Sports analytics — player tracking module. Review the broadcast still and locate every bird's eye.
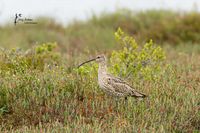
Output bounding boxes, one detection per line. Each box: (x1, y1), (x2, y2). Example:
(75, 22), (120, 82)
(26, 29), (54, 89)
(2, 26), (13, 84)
(97, 56), (100, 58)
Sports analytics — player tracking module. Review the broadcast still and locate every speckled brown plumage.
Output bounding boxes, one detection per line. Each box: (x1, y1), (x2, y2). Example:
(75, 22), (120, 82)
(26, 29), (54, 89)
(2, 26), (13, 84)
(78, 54), (147, 98)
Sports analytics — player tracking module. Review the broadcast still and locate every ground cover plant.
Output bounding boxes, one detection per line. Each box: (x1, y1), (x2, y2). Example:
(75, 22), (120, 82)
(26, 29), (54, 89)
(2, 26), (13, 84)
(0, 10), (200, 132)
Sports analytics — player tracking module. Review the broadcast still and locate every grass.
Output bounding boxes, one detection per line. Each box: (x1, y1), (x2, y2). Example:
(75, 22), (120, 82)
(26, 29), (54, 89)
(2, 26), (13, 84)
(0, 41), (199, 133)
(0, 10), (200, 132)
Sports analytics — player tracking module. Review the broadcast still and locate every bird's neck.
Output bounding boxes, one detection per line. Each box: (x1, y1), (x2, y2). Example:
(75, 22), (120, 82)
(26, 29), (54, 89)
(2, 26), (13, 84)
(98, 61), (107, 76)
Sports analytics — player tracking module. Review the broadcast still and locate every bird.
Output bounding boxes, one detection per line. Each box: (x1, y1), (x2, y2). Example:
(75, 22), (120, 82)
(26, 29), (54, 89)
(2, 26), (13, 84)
(78, 54), (147, 99)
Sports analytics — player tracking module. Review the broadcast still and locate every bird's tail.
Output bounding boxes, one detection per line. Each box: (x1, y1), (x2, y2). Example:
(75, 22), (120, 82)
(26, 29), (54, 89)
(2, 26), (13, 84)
(131, 90), (147, 98)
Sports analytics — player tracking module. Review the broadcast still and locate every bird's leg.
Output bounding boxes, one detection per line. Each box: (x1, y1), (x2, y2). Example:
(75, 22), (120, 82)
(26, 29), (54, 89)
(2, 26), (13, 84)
(125, 97), (128, 101)
(114, 97), (119, 111)
(124, 97), (128, 109)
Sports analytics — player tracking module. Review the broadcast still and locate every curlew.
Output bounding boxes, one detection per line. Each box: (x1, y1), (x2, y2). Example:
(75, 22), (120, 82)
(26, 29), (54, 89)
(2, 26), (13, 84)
(78, 55), (147, 99)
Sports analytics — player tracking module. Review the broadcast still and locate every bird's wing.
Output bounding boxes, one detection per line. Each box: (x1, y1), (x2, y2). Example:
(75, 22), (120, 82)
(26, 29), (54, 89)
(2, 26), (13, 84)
(106, 74), (127, 84)
(106, 75), (146, 98)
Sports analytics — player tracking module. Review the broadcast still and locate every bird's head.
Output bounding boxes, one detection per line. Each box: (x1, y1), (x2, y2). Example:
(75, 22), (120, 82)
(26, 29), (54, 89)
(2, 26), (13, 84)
(78, 54), (106, 68)
(95, 54), (106, 63)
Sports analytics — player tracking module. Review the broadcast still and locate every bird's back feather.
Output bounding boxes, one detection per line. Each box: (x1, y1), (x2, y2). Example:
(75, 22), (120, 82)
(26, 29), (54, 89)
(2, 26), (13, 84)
(105, 74), (147, 98)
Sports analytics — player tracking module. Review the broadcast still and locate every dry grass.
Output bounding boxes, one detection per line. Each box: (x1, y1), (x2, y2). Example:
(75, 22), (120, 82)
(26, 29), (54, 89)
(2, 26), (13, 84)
(0, 44), (199, 132)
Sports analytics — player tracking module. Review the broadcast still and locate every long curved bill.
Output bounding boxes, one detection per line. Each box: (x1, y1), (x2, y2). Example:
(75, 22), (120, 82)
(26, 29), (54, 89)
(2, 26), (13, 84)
(78, 58), (96, 68)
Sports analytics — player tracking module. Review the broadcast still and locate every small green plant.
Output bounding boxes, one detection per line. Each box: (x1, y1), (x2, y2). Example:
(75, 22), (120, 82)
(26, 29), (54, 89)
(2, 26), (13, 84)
(0, 42), (60, 75)
(75, 28), (166, 81)
(76, 63), (98, 77)
(35, 42), (57, 54)
(110, 28), (166, 81)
